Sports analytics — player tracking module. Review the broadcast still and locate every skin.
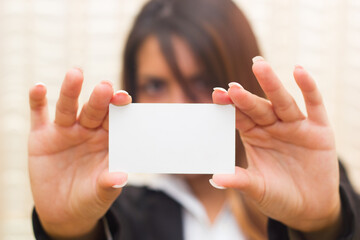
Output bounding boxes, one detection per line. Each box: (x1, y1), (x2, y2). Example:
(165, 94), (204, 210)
(28, 36), (342, 239)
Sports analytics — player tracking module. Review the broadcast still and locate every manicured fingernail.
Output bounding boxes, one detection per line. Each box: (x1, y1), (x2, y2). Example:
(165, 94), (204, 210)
(35, 82), (46, 87)
(73, 67), (83, 73)
(213, 87), (227, 93)
(228, 82), (243, 89)
(115, 90), (129, 96)
(112, 180), (128, 189)
(294, 64), (304, 70)
(101, 81), (113, 87)
(209, 179), (226, 190)
(252, 56), (265, 63)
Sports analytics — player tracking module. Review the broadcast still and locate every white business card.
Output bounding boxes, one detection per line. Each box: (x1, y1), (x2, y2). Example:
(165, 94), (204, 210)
(109, 103), (235, 174)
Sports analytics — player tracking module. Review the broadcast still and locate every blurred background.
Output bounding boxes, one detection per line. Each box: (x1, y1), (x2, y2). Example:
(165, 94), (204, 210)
(0, 0), (359, 239)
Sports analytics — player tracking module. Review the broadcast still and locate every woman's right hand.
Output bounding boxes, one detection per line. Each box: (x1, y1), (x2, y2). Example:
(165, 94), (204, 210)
(28, 68), (130, 239)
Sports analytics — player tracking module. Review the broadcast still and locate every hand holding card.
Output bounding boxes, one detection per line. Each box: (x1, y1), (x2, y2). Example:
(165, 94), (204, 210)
(28, 69), (130, 238)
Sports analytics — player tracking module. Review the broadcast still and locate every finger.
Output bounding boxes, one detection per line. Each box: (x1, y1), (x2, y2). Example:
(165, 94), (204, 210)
(211, 167), (264, 202)
(227, 82), (277, 126)
(293, 65), (329, 125)
(212, 88), (256, 132)
(102, 90), (132, 131)
(97, 170), (128, 204)
(235, 111), (257, 133)
(212, 87), (233, 104)
(29, 83), (49, 130)
(79, 81), (113, 129)
(55, 68), (84, 127)
(252, 57), (305, 122)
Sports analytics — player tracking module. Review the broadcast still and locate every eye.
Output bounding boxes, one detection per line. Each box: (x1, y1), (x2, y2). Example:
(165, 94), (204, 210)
(138, 77), (167, 96)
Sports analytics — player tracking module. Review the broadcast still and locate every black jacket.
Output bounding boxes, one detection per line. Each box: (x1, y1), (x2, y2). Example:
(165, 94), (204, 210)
(33, 163), (360, 239)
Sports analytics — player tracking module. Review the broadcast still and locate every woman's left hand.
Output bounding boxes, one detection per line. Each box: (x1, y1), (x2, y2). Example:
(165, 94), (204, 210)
(211, 57), (341, 236)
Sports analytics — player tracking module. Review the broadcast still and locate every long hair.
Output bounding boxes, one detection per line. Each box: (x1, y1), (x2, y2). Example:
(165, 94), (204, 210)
(121, 0), (267, 238)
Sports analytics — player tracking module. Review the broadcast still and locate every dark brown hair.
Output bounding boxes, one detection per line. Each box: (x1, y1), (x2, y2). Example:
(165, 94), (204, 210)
(122, 0), (265, 102)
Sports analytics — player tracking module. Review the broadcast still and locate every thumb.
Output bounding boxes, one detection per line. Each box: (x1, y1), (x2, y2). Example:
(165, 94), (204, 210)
(211, 167), (265, 203)
(96, 170), (128, 204)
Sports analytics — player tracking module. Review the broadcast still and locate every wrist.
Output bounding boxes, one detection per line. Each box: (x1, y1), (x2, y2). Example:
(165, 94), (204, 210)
(40, 218), (103, 240)
(297, 201), (342, 240)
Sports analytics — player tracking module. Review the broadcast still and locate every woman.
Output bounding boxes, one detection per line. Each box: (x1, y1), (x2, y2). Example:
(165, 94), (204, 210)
(29, 0), (360, 239)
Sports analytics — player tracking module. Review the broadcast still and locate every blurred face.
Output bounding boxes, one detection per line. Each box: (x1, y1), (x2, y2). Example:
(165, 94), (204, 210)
(136, 35), (212, 103)
(136, 35), (213, 180)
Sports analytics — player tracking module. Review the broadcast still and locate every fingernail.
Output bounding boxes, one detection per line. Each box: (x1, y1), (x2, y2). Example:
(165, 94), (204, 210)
(101, 80), (113, 86)
(35, 82), (46, 87)
(73, 67), (83, 73)
(228, 82), (243, 89)
(112, 180), (128, 189)
(294, 64), (304, 70)
(213, 87), (227, 93)
(115, 90), (129, 96)
(209, 179), (226, 190)
(252, 56), (265, 63)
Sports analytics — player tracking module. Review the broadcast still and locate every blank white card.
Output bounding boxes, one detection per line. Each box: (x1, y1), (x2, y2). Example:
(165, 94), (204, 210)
(109, 103), (235, 174)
